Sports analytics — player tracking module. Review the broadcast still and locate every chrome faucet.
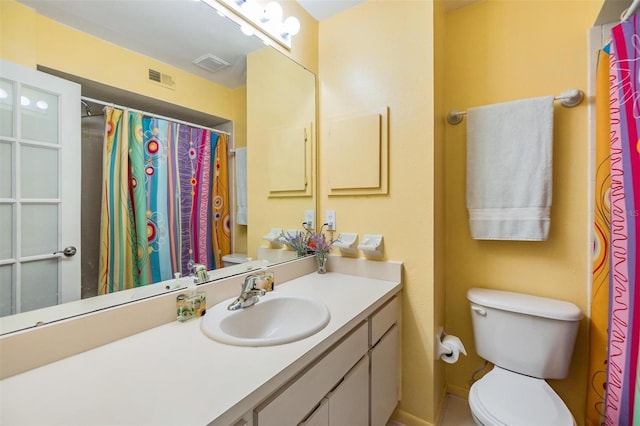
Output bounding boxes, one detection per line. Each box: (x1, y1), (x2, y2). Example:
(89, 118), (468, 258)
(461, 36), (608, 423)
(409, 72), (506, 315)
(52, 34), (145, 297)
(227, 271), (274, 311)
(192, 263), (209, 284)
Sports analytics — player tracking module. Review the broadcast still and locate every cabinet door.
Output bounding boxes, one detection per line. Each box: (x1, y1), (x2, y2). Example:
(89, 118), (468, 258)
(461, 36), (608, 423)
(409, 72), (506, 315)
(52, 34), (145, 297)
(370, 325), (398, 426)
(327, 354), (369, 425)
(299, 398), (329, 426)
(255, 322), (368, 426)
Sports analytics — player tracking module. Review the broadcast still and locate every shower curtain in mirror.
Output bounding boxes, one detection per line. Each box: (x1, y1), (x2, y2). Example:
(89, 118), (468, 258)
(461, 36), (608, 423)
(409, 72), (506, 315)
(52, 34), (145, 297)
(588, 14), (640, 426)
(98, 107), (230, 294)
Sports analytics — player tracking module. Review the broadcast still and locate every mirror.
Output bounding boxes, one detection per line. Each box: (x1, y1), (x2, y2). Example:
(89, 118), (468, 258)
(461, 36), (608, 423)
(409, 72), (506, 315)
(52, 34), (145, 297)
(0, 0), (316, 334)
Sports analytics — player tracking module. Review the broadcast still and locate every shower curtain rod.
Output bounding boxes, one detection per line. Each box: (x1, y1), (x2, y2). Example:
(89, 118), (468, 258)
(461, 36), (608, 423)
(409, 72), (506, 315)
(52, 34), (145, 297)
(81, 96), (231, 136)
(446, 89), (584, 125)
(621, 0), (640, 21)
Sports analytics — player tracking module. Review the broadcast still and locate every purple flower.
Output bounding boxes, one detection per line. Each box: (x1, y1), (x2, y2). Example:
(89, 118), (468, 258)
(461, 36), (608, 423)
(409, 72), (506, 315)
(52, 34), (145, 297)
(308, 224), (340, 255)
(279, 229), (311, 256)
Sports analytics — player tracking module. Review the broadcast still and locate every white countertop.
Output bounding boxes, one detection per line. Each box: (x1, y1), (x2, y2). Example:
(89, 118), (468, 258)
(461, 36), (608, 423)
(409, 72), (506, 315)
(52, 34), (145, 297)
(0, 272), (401, 425)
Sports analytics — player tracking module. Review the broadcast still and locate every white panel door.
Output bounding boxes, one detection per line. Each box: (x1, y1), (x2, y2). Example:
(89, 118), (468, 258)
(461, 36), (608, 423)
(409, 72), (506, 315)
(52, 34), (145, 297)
(0, 59), (81, 316)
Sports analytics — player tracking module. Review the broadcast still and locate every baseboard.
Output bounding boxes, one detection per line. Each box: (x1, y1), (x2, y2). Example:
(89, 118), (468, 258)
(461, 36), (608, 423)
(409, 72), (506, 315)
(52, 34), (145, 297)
(392, 408), (434, 426)
(434, 384), (449, 425)
(446, 383), (470, 400)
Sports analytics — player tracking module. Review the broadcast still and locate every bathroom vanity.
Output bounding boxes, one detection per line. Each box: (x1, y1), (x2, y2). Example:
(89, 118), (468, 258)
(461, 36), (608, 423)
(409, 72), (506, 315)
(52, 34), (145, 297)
(0, 258), (402, 425)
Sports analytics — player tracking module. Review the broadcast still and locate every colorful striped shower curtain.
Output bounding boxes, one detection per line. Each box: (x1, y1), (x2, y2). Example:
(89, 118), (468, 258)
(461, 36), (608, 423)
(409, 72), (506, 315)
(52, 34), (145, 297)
(588, 14), (640, 426)
(99, 108), (230, 294)
(587, 46), (612, 426)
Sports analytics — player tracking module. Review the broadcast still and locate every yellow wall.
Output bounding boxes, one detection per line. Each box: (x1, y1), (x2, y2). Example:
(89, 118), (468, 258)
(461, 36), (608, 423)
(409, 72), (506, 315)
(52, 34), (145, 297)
(433, 0), (447, 420)
(1, 0), (318, 258)
(283, 0), (319, 76)
(0, 0), (318, 125)
(246, 47), (317, 260)
(443, 1), (601, 424)
(2, 0), (609, 424)
(319, 1), (441, 424)
(1, 1), (239, 121)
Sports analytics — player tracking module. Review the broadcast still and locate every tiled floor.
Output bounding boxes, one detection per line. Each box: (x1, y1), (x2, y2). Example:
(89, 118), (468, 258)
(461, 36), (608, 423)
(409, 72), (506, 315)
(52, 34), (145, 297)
(438, 394), (476, 426)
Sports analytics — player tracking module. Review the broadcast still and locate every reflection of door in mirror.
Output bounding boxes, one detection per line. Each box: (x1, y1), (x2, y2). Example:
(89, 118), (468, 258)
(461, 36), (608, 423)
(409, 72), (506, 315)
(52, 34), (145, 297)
(0, 60), (81, 316)
(2, 60), (242, 316)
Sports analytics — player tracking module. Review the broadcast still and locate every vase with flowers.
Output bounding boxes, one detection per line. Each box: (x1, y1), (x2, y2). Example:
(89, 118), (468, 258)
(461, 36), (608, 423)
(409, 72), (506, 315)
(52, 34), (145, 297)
(279, 228), (312, 258)
(309, 225), (339, 274)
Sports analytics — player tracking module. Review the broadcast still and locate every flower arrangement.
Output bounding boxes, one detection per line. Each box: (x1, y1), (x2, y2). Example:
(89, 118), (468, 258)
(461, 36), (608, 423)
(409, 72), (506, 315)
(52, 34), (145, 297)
(308, 225), (340, 273)
(279, 228), (311, 257)
(308, 230), (338, 254)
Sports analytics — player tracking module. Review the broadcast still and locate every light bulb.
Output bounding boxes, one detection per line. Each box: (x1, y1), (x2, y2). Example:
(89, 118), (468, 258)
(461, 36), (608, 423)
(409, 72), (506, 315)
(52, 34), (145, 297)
(283, 16), (300, 36)
(0, 88), (7, 99)
(36, 100), (49, 110)
(240, 24), (254, 36)
(263, 1), (283, 22)
(20, 96), (30, 106)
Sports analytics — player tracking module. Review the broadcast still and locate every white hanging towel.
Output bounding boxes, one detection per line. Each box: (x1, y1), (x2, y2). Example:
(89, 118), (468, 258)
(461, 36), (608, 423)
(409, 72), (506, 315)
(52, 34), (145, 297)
(466, 96), (554, 241)
(234, 147), (248, 225)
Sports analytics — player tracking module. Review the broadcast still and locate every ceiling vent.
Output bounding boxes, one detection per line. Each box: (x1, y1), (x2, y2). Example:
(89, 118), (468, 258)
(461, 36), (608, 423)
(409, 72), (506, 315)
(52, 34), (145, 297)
(193, 53), (231, 73)
(148, 68), (175, 89)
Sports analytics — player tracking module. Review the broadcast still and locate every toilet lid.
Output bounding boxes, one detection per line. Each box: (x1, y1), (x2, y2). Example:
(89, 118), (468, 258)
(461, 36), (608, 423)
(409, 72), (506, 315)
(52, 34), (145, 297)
(469, 367), (575, 426)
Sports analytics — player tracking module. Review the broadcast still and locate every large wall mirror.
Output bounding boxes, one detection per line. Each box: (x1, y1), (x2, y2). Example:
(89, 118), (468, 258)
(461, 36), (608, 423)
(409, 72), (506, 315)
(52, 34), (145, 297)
(0, 0), (316, 334)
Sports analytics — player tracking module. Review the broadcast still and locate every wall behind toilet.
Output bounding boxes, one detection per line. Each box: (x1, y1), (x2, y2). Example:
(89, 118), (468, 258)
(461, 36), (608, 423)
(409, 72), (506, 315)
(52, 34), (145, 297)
(443, 1), (602, 424)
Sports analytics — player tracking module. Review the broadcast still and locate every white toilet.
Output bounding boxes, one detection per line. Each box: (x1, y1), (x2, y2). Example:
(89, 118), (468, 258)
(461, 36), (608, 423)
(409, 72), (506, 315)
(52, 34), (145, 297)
(467, 288), (583, 426)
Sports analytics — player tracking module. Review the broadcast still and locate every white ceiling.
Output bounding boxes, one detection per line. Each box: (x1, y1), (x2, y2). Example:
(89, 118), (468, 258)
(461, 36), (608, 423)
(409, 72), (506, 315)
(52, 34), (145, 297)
(17, 0), (266, 89)
(297, 0), (366, 21)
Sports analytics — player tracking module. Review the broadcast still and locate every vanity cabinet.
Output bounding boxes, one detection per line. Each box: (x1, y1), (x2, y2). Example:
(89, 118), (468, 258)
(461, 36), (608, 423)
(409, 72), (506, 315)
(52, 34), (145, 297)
(370, 297), (399, 426)
(299, 354), (369, 426)
(255, 322), (368, 425)
(326, 354), (370, 425)
(252, 296), (399, 426)
(371, 325), (399, 425)
(301, 398), (329, 426)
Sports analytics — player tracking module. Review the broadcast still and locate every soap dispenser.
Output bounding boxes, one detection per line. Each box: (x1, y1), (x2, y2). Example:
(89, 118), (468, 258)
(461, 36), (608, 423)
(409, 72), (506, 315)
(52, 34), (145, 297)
(192, 281), (207, 317)
(176, 278), (195, 322)
(176, 276), (207, 322)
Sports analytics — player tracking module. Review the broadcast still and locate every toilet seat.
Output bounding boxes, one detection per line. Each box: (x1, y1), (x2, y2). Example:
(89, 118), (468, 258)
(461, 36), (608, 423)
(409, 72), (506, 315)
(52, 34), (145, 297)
(468, 367), (576, 426)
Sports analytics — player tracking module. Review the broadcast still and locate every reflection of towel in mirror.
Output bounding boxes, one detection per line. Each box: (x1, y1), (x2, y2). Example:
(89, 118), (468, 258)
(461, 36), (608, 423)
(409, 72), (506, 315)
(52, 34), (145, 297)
(466, 96), (554, 241)
(235, 147), (248, 225)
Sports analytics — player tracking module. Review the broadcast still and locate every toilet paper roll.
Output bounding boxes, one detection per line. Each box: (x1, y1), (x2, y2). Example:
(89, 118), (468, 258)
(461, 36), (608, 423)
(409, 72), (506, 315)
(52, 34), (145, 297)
(437, 334), (467, 364)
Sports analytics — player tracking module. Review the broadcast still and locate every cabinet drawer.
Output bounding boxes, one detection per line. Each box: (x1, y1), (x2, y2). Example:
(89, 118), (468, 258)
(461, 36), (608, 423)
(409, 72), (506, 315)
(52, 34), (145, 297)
(255, 322), (368, 426)
(370, 296), (397, 346)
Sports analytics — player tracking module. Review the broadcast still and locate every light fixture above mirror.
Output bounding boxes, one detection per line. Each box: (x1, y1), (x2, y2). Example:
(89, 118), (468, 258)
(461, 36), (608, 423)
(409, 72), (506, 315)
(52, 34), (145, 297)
(203, 0), (301, 49)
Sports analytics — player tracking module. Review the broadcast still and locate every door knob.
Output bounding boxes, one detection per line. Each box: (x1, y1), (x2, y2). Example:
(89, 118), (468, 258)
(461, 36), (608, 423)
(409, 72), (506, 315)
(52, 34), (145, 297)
(53, 246), (77, 257)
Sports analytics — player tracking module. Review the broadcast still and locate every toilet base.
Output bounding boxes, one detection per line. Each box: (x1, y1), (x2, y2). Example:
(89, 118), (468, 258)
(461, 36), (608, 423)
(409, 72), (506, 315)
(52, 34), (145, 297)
(468, 367), (575, 426)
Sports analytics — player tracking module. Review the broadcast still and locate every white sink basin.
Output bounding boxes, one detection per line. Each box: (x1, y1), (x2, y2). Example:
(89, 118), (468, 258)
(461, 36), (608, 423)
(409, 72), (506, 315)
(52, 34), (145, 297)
(201, 293), (331, 346)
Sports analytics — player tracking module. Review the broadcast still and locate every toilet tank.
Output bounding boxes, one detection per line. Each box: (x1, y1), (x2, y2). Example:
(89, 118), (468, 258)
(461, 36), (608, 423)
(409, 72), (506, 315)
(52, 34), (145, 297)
(467, 288), (583, 379)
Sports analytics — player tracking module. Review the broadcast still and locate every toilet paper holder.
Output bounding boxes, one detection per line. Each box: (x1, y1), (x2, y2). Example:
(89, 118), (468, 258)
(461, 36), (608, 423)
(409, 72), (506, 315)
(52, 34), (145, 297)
(436, 327), (467, 363)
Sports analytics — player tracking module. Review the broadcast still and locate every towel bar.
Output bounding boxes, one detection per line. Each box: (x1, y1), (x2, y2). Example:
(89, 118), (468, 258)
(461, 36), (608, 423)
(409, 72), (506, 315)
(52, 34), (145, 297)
(446, 89), (584, 125)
